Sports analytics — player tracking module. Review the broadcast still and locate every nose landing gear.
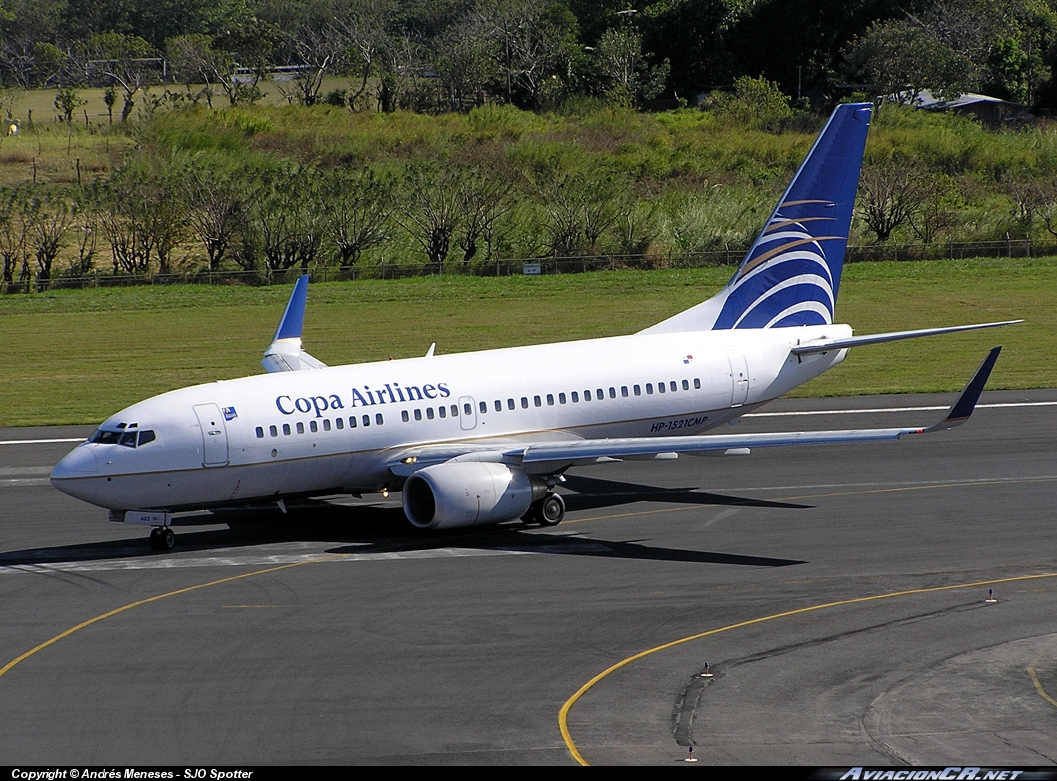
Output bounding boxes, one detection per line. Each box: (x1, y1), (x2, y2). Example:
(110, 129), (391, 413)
(149, 526), (175, 551)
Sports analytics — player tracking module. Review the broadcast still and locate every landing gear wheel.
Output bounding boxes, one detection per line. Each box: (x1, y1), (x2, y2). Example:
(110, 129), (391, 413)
(538, 493), (565, 526)
(149, 527), (175, 551)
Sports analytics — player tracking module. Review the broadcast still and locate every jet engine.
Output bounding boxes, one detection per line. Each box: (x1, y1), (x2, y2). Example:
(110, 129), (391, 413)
(402, 461), (547, 529)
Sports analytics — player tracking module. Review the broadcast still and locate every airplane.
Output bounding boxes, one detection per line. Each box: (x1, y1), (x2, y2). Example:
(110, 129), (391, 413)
(51, 103), (1017, 551)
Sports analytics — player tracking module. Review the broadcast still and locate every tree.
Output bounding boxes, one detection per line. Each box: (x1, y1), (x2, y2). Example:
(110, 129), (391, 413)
(54, 87), (85, 124)
(593, 26), (668, 107)
(278, 24), (349, 107)
(244, 166), (325, 273)
(324, 167), (393, 270)
(705, 75), (793, 130)
(844, 18), (975, 104)
(0, 187), (27, 285)
(214, 19), (284, 106)
(79, 33), (161, 122)
(182, 160), (248, 271)
(397, 165), (463, 266)
(23, 191), (76, 288)
(456, 166), (512, 264)
(857, 159), (933, 243)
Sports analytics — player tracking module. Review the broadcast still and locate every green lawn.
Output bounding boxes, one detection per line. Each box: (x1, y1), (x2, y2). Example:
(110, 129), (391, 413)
(0, 258), (1051, 427)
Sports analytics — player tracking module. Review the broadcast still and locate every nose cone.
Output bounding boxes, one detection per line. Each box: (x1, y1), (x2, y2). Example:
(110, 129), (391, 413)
(51, 445), (99, 481)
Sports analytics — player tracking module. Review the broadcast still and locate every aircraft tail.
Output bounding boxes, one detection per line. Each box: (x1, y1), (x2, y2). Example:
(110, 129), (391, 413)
(641, 103), (872, 334)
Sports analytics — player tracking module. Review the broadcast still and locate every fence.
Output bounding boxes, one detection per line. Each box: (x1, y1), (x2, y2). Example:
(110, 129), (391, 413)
(4, 238), (1055, 294)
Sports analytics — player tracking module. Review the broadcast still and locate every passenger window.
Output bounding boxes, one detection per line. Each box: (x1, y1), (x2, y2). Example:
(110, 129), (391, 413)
(323, 419), (331, 431)
(480, 401), (487, 413)
(255, 427), (264, 439)
(349, 416), (357, 428)
(414, 409), (422, 421)
(507, 398), (514, 410)
(670, 381), (677, 392)
(362, 415), (370, 427)
(269, 425), (278, 437)
(597, 388), (604, 400)
(336, 418), (344, 430)
(401, 410), (409, 422)
(646, 384), (653, 395)
(658, 382), (665, 394)
(495, 400), (502, 412)
(427, 408), (435, 420)
(559, 393), (566, 404)
(138, 430), (156, 446)
(584, 390), (591, 401)
(571, 392), (579, 403)
(621, 386), (628, 397)
(439, 406), (446, 418)
(682, 380), (689, 391)
(521, 397), (528, 409)
(450, 405), (458, 417)
(283, 424), (291, 435)
(694, 378), (701, 389)
(547, 394), (554, 406)
(376, 413), (384, 425)
(310, 420), (318, 433)
(633, 385), (641, 396)
(534, 395), (541, 407)
(296, 422), (305, 434)
(464, 403), (472, 415)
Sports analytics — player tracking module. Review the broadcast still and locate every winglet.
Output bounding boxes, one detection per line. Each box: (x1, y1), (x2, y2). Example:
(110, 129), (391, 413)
(261, 275), (327, 373)
(923, 347), (1001, 432)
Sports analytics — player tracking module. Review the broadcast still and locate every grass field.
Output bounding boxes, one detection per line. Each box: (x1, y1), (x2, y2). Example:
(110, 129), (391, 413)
(0, 257), (1052, 427)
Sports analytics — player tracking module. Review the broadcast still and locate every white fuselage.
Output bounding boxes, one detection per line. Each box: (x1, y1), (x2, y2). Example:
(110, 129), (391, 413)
(51, 324), (850, 512)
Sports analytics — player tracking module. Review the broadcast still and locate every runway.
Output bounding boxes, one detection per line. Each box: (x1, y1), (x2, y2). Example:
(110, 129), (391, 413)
(2, 390), (1056, 765)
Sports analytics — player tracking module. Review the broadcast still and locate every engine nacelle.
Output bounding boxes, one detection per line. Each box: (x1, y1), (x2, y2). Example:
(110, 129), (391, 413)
(402, 462), (542, 529)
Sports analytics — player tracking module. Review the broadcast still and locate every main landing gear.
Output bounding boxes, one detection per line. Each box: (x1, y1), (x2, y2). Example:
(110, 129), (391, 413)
(522, 492), (566, 527)
(149, 526), (175, 551)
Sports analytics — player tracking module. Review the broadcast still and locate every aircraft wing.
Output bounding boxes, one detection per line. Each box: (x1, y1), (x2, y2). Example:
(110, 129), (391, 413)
(388, 347), (1000, 476)
(262, 275), (328, 373)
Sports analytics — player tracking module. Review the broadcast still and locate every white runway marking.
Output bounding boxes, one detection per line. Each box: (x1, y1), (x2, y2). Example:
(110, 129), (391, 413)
(0, 542), (611, 575)
(0, 438), (84, 446)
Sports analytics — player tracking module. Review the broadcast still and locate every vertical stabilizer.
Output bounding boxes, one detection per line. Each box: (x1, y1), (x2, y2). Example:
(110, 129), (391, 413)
(641, 103), (872, 334)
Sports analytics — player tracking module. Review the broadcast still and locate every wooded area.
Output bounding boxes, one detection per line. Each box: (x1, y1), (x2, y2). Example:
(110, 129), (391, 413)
(3, 0), (1057, 111)
(4, 1), (1057, 286)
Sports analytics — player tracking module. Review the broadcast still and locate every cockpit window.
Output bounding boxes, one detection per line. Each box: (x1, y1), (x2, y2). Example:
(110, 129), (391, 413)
(89, 427), (156, 448)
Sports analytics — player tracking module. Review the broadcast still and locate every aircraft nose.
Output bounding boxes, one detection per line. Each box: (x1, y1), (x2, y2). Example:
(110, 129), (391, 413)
(51, 445), (99, 480)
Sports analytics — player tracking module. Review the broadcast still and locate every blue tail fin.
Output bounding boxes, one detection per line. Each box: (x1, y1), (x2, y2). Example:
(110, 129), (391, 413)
(641, 103), (872, 334)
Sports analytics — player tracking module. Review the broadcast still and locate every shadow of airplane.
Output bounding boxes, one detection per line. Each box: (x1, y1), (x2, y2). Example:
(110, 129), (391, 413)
(560, 474), (811, 511)
(0, 486), (807, 569)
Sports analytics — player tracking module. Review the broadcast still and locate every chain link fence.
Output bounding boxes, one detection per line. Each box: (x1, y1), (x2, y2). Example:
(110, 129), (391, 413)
(5, 238), (1053, 293)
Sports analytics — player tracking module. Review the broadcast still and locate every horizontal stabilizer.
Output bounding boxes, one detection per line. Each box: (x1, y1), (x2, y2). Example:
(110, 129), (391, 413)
(791, 321), (1020, 356)
(261, 274), (327, 373)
